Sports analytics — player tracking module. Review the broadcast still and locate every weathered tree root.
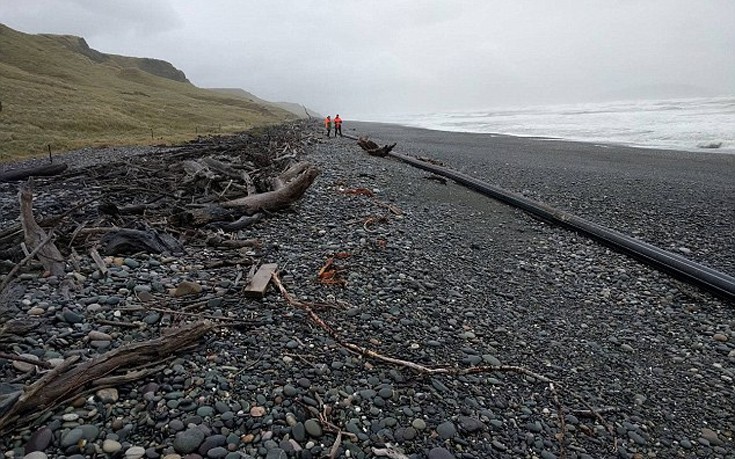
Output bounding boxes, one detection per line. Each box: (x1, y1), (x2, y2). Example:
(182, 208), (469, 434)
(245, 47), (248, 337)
(357, 137), (396, 157)
(19, 180), (65, 277)
(0, 321), (215, 434)
(271, 273), (618, 456)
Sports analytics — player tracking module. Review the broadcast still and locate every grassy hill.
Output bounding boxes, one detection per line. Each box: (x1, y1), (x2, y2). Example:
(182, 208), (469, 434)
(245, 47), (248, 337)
(0, 24), (297, 162)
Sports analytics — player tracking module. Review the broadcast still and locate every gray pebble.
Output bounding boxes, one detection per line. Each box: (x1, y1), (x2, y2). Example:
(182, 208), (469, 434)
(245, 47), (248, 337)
(436, 421), (456, 439)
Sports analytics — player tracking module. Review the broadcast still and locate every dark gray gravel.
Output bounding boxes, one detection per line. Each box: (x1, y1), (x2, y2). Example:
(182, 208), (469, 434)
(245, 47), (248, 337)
(1, 122), (734, 459)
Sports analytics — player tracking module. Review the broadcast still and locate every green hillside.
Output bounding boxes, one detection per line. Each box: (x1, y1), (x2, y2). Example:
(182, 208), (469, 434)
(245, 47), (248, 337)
(0, 24), (297, 161)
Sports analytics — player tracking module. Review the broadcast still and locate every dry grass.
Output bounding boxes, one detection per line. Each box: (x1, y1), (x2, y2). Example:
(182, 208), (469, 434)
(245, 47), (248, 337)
(0, 24), (296, 163)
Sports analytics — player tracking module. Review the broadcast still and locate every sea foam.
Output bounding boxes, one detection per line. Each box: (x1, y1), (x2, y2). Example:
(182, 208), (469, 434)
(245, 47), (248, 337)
(366, 96), (735, 153)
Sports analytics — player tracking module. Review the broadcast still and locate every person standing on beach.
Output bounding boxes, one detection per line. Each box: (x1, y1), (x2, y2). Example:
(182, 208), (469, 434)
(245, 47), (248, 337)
(324, 115), (332, 137)
(334, 114), (343, 137)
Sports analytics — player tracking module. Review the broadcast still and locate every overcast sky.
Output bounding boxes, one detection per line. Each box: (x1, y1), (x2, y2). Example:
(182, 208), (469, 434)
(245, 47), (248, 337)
(2, 0), (734, 117)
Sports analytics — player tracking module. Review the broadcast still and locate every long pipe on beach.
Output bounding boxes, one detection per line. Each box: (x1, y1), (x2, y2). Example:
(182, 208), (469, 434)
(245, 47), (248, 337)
(343, 133), (735, 301)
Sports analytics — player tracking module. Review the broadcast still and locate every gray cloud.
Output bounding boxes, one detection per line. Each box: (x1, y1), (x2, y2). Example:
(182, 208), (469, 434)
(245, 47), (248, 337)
(2, 0), (733, 117)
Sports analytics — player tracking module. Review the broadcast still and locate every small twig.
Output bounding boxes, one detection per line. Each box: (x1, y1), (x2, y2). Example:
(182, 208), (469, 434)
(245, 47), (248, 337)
(233, 348), (267, 376)
(371, 198), (403, 215)
(283, 352), (315, 366)
(371, 444), (410, 459)
(568, 394), (619, 451)
(95, 319), (141, 328)
(148, 307), (250, 323)
(181, 299), (211, 312)
(328, 430), (342, 459)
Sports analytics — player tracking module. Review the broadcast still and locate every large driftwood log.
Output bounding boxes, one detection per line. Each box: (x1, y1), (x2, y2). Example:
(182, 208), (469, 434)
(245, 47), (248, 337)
(0, 321), (215, 433)
(357, 137), (396, 157)
(19, 181), (65, 277)
(0, 163), (68, 182)
(171, 162), (319, 226)
(222, 163), (319, 213)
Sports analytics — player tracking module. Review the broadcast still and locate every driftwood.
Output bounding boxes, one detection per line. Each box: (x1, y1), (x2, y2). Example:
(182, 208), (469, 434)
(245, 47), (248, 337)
(222, 162), (319, 213)
(207, 213), (263, 232)
(99, 228), (185, 256)
(0, 321), (215, 434)
(201, 157), (255, 196)
(243, 263), (278, 298)
(18, 181), (65, 277)
(357, 137), (397, 157)
(99, 201), (158, 216)
(0, 163), (68, 182)
(172, 161), (319, 225)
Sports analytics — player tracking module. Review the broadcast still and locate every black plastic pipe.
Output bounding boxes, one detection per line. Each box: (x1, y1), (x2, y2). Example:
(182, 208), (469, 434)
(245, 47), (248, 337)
(387, 150), (735, 302)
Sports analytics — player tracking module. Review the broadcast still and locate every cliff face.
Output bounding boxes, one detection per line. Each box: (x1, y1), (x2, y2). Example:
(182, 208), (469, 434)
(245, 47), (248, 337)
(134, 58), (189, 83)
(43, 32), (190, 83)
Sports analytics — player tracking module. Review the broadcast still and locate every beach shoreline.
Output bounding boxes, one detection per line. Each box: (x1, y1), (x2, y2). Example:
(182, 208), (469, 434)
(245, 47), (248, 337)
(1, 121), (734, 458)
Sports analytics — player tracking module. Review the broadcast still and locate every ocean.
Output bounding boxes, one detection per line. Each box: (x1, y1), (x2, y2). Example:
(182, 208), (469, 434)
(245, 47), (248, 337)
(366, 96), (735, 154)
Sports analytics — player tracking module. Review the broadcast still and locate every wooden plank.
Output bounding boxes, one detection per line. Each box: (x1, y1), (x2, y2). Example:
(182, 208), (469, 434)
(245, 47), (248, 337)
(242, 263), (278, 298)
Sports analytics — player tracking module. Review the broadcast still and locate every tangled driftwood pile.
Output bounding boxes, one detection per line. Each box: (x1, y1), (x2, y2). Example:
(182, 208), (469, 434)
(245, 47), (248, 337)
(0, 121), (320, 272)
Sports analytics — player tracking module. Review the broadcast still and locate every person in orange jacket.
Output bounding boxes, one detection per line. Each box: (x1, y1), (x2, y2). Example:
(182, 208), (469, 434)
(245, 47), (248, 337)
(334, 114), (343, 137)
(324, 115), (332, 137)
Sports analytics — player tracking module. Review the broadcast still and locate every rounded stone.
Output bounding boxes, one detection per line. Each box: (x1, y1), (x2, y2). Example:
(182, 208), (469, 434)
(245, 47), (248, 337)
(12, 354), (39, 372)
(292, 422), (306, 442)
(125, 446), (146, 459)
(283, 385), (298, 397)
(427, 447), (455, 459)
(102, 439), (122, 453)
(196, 406), (214, 417)
(25, 427), (53, 453)
(88, 330), (112, 341)
(436, 421), (457, 439)
(304, 419), (323, 437)
(96, 388), (119, 403)
(207, 446), (228, 459)
(60, 428), (84, 448)
(173, 428), (206, 454)
(23, 453), (47, 459)
(249, 406), (266, 417)
(412, 419), (427, 431)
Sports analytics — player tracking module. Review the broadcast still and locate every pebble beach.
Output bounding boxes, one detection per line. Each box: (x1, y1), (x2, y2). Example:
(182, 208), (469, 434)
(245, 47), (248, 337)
(1, 121), (734, 459)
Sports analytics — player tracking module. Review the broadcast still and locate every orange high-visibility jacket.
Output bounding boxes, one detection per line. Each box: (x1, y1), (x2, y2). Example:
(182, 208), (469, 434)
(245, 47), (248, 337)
(324, 117), (331, 127)
(334, 116), (342, 125)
